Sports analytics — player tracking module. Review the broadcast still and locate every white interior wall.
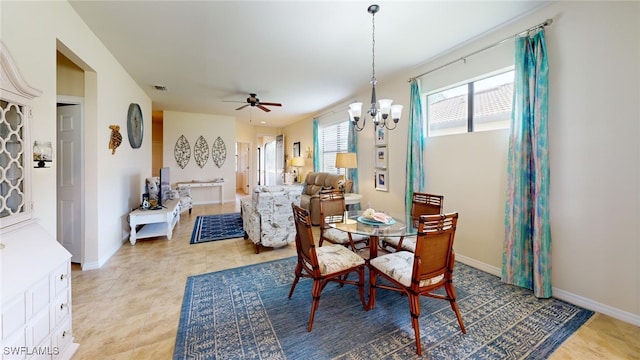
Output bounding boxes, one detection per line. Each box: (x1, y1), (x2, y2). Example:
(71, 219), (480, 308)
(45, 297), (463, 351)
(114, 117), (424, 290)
(1, 0), (637, 324)
(307, 1), (639, 324)
(1, 1), (152, 268)
(163, 111), (236, 204)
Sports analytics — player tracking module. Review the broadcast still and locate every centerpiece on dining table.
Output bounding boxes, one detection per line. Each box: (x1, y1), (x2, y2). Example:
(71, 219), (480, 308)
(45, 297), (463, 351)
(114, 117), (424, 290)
(357, 208), (396, 225)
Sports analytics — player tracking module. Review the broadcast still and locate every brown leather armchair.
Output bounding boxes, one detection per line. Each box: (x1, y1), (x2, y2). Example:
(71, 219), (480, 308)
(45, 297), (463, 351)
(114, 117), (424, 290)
(299, 172), (344, 225)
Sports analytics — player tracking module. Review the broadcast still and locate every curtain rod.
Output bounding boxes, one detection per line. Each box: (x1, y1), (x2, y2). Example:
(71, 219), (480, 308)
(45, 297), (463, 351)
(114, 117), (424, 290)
(408, 18), (553, 82)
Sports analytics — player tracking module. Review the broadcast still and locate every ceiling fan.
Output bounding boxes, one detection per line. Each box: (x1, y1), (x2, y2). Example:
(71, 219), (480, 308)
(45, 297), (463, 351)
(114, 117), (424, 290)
(225, 93), (282, 112)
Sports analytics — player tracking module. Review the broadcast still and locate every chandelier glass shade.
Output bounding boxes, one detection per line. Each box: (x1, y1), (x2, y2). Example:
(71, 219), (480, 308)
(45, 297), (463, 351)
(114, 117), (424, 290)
(348, 4), (403, 132)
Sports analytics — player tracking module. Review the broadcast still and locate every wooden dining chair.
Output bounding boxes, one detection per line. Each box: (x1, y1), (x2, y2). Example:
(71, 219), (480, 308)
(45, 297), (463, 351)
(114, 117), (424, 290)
(369, 212), (465, 356)
(318, 190), (368, 252)
(289, 203), (368, 331)
(382, 192), (444, 252)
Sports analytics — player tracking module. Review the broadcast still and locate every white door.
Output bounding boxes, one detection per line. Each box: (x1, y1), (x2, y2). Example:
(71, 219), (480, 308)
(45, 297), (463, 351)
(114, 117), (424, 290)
(275, 134), (284, 185)
(236, 142), (250, 194)
(57, 102), (83, 263)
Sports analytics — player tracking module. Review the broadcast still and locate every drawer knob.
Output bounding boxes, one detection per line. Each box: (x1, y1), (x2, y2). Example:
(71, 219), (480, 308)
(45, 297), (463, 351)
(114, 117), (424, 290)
(62, 330), (68, 338)
(60, 302), (69, 310)
(59, 273), (68, 281)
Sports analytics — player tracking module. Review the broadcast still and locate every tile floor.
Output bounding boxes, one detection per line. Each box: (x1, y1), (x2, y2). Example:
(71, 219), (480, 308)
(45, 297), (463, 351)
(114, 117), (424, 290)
(70, 195), (639, 359)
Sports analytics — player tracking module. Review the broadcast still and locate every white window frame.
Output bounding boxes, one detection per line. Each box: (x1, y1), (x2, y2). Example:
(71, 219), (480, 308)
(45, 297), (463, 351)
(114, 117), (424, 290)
(425, 66), (514, 137)
(319, 120), (349, 174)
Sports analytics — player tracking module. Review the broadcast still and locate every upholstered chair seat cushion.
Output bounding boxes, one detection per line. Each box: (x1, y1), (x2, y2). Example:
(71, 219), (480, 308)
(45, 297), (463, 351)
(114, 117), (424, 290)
(322, 228), (368, 245)
(315, 245), (365, 275)
(381, 235), (417, 252)
(370, 251), (444, 287)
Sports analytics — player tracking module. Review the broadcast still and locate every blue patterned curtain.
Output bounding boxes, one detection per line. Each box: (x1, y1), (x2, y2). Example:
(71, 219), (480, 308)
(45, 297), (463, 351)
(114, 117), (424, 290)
(502, 30), (551, 298)
(405, 79), (426, 217)
(348, 121), (360, 210)
(312, 118), (320, 172)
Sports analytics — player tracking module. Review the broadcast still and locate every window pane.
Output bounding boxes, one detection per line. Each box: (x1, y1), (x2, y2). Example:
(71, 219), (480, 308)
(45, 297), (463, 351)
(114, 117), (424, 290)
(427, 84), (468, 137)
(473, 70), (513, 132)
(320, 121), (349, 173)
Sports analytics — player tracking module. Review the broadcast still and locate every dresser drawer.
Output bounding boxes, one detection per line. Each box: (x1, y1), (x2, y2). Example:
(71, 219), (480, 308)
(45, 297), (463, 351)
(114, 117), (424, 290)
(50, 291), (70, 329)
(50, 262), (70, 298)
(51, 318), (73, 360)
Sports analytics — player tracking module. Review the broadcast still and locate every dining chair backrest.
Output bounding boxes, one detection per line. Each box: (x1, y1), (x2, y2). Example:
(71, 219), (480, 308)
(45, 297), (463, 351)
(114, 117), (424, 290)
(414, 212), (458, 283)
(410, 193), (444, 227)
(318, 190), (346, 228)
(292, 203), (317, 266)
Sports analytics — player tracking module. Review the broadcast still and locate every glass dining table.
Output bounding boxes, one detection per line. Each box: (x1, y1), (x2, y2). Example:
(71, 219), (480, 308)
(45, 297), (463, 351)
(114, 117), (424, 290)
(330, 210), (417, 259)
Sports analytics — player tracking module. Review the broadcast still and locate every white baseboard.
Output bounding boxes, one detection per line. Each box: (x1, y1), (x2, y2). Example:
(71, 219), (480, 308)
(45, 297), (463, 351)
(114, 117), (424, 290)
(80, 236), (128, 271)
(552, 287), (640, 326)
(456, 253), (501, 276)
(455, 254), (640, 326)
(81, 261), (99, 271)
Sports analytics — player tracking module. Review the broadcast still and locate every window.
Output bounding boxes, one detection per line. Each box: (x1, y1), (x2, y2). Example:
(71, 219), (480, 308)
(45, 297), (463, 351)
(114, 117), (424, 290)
(426, 69), (514, 137)
(320, 121), (349, 173)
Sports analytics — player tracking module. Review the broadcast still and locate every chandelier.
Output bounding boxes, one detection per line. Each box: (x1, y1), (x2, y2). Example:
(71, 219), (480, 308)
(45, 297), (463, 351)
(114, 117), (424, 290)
(348, 4), (403, 132)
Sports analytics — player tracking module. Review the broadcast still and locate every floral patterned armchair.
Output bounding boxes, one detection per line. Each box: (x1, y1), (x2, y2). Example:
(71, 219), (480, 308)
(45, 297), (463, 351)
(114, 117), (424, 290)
(241, 185), (303, 253)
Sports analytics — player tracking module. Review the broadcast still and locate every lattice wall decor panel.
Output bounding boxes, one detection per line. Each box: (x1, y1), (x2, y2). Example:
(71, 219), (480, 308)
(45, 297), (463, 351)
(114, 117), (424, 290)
(0, 100), (26, 218)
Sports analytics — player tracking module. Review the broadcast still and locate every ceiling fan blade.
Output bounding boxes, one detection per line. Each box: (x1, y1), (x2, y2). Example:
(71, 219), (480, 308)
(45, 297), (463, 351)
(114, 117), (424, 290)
(236, 104), (249, 111)
(257, 105), (271, 112)
(260, 102), (282, 107)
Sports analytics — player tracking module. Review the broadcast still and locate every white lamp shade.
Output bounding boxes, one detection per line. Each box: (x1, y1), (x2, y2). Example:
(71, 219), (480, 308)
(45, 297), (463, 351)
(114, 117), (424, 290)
(391, 104), (403, 119)
(378, 99), (393, 115)
(291, 157), (305, 167)
(348, 102), (363, 118)
(335, 152), (357, 169)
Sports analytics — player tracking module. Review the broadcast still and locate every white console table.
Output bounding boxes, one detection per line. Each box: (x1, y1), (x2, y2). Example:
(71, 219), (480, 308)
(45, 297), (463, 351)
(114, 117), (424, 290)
(128, 199), (180, 245)
(176, 181), (224, 204)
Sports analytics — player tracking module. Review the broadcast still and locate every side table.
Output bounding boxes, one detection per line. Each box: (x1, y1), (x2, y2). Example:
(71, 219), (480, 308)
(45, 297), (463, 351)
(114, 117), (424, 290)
(344, 193), (362, 206)
(128, 199), (180, 245)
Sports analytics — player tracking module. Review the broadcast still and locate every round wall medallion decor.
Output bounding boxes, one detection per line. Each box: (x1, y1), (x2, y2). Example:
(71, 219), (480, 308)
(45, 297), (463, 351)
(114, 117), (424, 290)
(127, 103), (144, 148)
(194, 135), (209, 168)
(174, 135), (191, 169)
(211, 136), (227, 168)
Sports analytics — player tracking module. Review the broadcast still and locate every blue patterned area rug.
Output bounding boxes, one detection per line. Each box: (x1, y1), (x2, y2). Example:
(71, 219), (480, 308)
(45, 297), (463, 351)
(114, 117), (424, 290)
(173, 257), (593, 359)
(190, 213), (244, 244)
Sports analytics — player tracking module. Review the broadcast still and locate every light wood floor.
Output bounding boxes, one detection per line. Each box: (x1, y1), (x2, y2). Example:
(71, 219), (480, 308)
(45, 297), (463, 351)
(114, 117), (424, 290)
(70, 195), (639, 359)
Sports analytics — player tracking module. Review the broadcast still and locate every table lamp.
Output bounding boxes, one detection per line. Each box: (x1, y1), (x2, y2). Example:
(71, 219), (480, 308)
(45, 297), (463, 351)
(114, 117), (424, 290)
(335, 152), (357, 191)
(291, 156), (305, 183)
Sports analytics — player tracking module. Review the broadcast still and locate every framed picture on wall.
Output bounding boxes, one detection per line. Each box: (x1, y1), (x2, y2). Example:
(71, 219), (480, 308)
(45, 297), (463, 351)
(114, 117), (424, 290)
(293, 142), (301, 157)
(375, 127), (387, 145)
(375, 146), (387, 168)
(375, 169), (388, 191)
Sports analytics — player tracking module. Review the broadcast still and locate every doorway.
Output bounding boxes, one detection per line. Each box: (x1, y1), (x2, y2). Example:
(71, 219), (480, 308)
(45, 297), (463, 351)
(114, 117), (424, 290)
(56, 98), (84, 264)
(255, 134), (285, 186)
(236, 142), (250, 195)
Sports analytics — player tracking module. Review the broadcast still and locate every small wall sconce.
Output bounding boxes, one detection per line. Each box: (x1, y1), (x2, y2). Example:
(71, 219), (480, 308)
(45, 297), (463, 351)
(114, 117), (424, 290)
(33, 141), (52, 168)
(305, 146), (313, 159)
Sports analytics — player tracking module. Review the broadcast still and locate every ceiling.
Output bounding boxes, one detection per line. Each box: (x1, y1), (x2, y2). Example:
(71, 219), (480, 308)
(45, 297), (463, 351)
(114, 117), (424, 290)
(69, 1), (548, 128)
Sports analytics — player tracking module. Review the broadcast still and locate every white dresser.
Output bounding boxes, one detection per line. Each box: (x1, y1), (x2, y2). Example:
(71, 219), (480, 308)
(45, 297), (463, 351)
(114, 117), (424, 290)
(1, 221), (79, 360)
